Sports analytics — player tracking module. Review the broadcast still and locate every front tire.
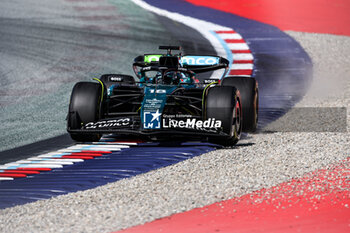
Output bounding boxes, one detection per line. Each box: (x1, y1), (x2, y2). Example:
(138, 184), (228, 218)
(67, 82), (102, 142)
(206, 86), (242, 146)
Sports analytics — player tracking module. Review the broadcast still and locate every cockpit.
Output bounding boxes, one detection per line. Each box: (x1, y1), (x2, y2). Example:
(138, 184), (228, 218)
(139, 67), (195, 85)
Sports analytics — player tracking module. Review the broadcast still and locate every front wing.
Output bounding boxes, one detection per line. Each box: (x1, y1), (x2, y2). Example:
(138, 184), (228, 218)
(67, 116), (228, 137)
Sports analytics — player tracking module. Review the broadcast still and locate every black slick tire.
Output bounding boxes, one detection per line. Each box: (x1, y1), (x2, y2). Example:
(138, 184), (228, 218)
(206, 86), (242, 146)
(67, 82), (102, 142)
(221, 76), (258, 132)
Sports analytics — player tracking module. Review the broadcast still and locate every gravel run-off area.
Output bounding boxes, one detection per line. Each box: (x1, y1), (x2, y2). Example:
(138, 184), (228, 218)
(0, 32), (349, 233)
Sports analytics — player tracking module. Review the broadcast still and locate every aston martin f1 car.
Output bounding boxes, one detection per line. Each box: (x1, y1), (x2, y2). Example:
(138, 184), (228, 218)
(67, 46), (258, 146)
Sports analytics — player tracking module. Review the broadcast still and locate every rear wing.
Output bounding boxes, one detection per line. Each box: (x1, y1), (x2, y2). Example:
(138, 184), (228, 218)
(180, 55), (229, 73)
(133, 54), (229, 74)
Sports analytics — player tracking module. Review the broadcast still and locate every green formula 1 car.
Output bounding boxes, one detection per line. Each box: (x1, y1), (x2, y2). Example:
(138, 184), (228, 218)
(67, 46), (258, 146)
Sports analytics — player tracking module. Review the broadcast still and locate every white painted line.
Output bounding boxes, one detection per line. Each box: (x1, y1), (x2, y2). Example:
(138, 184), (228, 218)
(233, 53), (254, 60)
(231, 64), (254, 69)
(63, 147), (118, 151)
(21, 164), (64, 168)
(74, 144), (130, 148)
(86, 146), (128, 149)
(37, 155), (64, 158)
(217, 33), (242, 40)
(37, 152), (69, 158)
(228, 75), (252, 77)
(67, 145), (127, 150)
(0, 177), (14, 181)
(15, 160), (74, 165)
(93, 142), (137, 146)
(3, 164), (63, 169)
(56, 149), (82, 153)
(227, 43), (249, 50)
(27, 157), (84, 162)
(48, 159), (84, 162)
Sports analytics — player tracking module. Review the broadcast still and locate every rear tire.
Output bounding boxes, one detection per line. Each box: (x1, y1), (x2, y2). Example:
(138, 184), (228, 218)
(206, 86), (242, 146)
(67, 82), (102, 142)
(221, 76), (258, 132)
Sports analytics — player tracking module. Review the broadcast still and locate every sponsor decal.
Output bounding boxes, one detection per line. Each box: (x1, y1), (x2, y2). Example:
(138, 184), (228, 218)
(204, 79), (219, 84)
(109, 76), (123, 82)
(149, 89), (166, 94)
(144, 54), (162, 63)
(142, 66), (152, 71)
(163, 118), (222, 130)
(163, 114), (192, 118)
(144, 98), (163, 109)
(143, 55), (220, 66)
(180, 56), (220, 66)
(177, 67), (188, 71)
(144, 110), (161, 129)
(85, 118), (130, 129)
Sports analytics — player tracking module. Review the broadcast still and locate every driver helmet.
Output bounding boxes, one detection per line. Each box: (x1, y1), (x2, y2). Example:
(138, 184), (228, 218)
(164, 71), (191, 84)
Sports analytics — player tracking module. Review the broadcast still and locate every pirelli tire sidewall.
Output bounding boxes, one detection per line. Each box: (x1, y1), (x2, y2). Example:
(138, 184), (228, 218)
(221, 76), (258, 132)
(205, 86), (242, 146)
(68, 82), (102, 142)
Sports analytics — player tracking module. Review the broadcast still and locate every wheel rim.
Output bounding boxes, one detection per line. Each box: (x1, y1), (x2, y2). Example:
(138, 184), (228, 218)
(254, 91), (258, 125)
(232, 100), (241, 138)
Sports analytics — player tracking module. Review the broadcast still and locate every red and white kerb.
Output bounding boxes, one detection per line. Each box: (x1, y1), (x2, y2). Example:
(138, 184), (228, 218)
(215, 30), (254, 76)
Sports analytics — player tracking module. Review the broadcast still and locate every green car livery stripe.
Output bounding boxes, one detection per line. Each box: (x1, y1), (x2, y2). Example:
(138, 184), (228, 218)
(141, 86), (177, 129)
(144, 54), (162, 63)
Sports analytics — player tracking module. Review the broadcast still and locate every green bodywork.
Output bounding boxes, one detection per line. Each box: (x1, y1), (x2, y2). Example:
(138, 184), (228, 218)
(141, 85), (177, 129)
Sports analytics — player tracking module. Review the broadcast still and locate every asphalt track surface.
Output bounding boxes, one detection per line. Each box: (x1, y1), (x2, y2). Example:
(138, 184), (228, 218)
(0, 0), (180, 152)
(0, 0), (348, 232)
